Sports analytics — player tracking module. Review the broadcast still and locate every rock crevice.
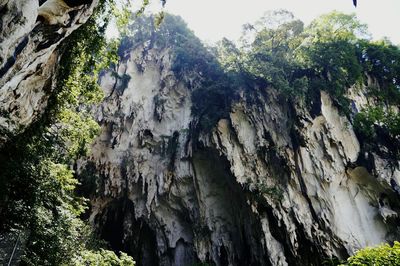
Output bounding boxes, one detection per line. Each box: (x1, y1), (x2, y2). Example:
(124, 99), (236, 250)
(80, 44), (400, 265)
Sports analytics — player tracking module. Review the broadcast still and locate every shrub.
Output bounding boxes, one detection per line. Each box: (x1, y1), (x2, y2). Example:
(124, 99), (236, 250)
(342, 241), (400, 265)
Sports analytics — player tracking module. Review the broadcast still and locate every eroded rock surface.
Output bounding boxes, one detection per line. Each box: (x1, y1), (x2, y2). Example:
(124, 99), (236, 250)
(2, 2), (399, 265)
(0, 0), (98, 144)
(80, 43), (400, 266)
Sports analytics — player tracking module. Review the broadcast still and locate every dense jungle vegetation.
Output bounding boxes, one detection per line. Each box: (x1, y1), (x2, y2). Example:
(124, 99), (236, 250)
(0, 0), (135, 265)
(0, 1), (400, 265)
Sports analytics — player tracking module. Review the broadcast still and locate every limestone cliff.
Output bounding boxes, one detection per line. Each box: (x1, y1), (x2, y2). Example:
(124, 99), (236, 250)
(0, 0), (98, 145)
(1, 2), (399, 265)
(78, 37), (400, 265)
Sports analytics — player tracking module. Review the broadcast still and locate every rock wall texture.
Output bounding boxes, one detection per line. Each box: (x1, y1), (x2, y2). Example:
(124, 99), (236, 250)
(80, 43), (400, 266)
(0, 0), (98, 145)
(2, 1), (399, 265)
(2, 2), (399, 265)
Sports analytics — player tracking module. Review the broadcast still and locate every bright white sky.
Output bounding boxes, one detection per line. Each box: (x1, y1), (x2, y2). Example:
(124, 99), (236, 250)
(157, 0), (400, 45)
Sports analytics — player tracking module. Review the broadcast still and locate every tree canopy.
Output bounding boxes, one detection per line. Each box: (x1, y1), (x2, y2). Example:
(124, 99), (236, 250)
(216, 10), (400, 148)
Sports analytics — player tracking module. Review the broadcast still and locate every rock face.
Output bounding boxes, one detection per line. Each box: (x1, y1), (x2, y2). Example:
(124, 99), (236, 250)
(80, 41), (400, 266)
(0, 0), (98, 145)
(2, 3), (399, 265)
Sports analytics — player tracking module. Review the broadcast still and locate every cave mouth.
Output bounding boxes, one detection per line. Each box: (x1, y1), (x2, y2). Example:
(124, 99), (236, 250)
(97, 198), (159, 266)
(192, 147), (269, 266)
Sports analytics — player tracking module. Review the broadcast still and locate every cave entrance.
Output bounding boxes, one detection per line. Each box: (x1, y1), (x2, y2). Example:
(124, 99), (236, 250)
(97, 198), (159, 266)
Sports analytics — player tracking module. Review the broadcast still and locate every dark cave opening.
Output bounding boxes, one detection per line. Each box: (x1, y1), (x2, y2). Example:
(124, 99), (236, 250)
(97, 198), (159, 266)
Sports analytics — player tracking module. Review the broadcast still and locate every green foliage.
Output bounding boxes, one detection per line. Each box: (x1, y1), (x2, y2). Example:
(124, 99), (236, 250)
(190, 78), (233, 131)
(354, 106), (400, 139)
(230, 10), (308, 97)
(123, 14), (233, 132)
(124, 14), (220, 82)
(216, 38), (242, 73)
(294, 12), (368, 109)
(0, 131), (95, 265)
(0, 0), (135, 265)
(353, 107), (383, 139)
(358, 39), (400, 104)
(352, 39), (400, 141)
(322, 257), (342, 266)
(73, 249), (135, 266)
(342, 241), (400, 265)
(217, 10), (400, 141)
(123, 10), (400, 136)
(258, 183), (284, 201)
(304, 11), (369, 42)
(218, 11), (370, 103)
(297, 39), (363, 109)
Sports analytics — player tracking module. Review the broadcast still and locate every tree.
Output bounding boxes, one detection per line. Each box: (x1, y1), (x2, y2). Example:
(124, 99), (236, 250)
(304, 11), (369, 42)
(0, 0), (135, 264)
(342, 241), (400, 265)
(74, 249), (135, 266)
(235, 10), (309, 97)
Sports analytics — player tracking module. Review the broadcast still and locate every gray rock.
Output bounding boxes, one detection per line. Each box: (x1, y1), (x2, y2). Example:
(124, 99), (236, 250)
(80, 44), (400, 265)
(0, 0), (99, 145)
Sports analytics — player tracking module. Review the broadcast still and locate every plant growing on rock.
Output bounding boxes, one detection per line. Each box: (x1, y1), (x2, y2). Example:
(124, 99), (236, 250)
(0, 0), (135, 264)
